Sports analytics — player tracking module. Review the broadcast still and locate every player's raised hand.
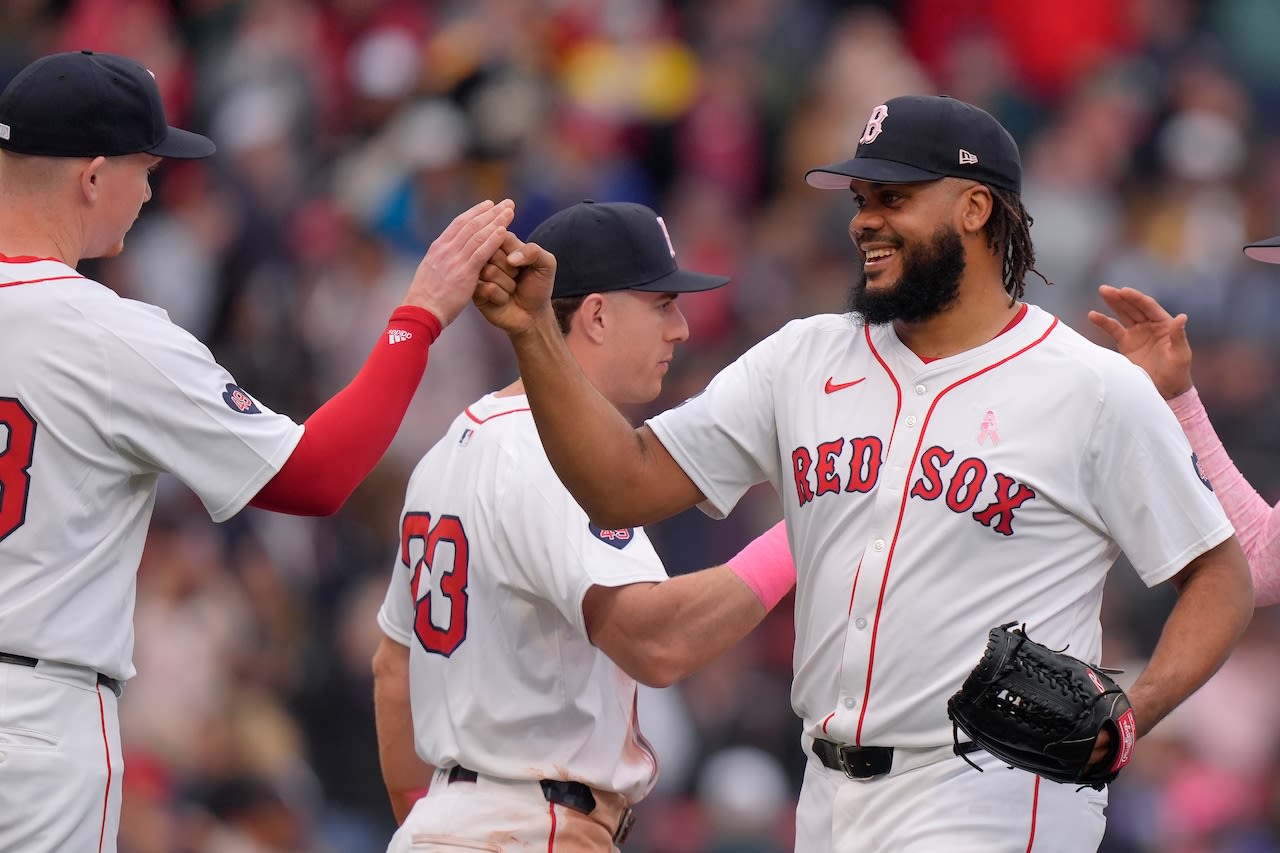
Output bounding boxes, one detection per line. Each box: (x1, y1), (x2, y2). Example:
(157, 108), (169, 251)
(1088, 285), (1194, 400)
(473, 234), (558, 338)
(404, 199), (516, 326)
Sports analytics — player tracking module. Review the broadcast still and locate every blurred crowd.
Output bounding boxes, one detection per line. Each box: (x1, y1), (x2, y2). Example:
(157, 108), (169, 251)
(8, 0), (1280, 850)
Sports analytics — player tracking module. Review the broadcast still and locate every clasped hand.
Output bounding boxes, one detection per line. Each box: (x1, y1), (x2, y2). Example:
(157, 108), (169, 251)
(473, 230), (558, 338)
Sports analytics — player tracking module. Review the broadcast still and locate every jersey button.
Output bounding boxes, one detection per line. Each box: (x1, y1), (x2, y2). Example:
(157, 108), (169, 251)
(854, 617), (867, 629)
(905, 415), (918, 427)
(914, 384), (926, 395)
(843, 697), (856, 709)
(872, 539), (885, 551)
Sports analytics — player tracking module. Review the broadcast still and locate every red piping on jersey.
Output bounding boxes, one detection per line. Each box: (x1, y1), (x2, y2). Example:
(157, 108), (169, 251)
(0, 252), (63, 263)
(854, 317), (1059, 744)
(843, 327), (902, 745)
(547, 802), (558, 852)
(1025, 776), (1041, 850)
(97, 687), (111, 853)
(864, 328), (904, 452)
(465, 404), (531, 425)
(847, 557), (862, 616)
(0, 274), (84, 287)
(918, 304), (1028, 363)
(0, 252), (80, 287)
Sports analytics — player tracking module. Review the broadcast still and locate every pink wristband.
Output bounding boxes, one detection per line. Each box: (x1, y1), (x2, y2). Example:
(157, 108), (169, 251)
(727, 520), (796, 611)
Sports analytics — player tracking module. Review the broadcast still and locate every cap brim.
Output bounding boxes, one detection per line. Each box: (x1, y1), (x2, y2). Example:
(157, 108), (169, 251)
(1244, 235), (1280, 265)
(631, 269), (730, 293)
(805, 157), (943, 190)
(148, 126), (216, 159)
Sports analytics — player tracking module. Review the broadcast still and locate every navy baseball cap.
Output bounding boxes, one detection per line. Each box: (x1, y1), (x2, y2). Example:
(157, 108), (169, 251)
(0, 50), (215, 159)
(1244, 235), (1280, 264)
(805, 95), (1021, 195)
(529, 201), (730, 299)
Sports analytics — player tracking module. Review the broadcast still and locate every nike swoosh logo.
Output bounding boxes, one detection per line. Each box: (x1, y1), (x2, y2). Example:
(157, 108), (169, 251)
(824, 376), (866, 394)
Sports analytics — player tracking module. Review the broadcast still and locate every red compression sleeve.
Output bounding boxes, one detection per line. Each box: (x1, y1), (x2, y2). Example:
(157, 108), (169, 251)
(249, 306), (442, 515)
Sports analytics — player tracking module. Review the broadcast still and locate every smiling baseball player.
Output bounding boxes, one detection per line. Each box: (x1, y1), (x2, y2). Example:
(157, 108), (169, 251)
(0, 50), (511, 853)
(475, 96), (1254, 851)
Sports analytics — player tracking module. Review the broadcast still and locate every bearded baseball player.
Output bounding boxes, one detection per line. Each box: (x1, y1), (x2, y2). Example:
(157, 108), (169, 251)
(0, 51), (512, 853)
(1089, 235), (1280, 607)
(475, 96), (1254, 851)
(373, 201), (796, 852)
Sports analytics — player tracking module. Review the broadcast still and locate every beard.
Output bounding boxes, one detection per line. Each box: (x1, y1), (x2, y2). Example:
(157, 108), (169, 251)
(846, 225), (967, 325)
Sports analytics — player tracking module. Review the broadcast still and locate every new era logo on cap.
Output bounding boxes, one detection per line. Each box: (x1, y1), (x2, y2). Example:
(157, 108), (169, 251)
(959, 149), (978, 165)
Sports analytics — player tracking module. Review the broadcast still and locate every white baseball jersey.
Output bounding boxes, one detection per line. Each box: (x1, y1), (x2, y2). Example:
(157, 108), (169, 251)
(0, 258), (303, 680)
(648, 304), (1232, 749)
(378, 392), (666, 804)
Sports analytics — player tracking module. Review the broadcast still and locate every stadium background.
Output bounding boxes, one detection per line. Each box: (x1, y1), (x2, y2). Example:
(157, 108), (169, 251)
(7, 1), (1280, 850)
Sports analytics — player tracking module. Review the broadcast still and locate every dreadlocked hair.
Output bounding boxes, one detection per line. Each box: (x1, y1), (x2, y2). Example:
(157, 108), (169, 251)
(985, 186), (1050, 301)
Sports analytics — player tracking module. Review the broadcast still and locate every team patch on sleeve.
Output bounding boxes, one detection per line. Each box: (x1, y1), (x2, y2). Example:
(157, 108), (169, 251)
(589, 523), (634, 549)
(222, 383), (262, 414)
(1191, 452), (1213, 491)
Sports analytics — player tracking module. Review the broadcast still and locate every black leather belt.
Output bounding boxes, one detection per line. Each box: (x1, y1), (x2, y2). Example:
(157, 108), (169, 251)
(812, 738), (981, 779)
(0, 652), (122, 698)
(447, 764), (636, 844)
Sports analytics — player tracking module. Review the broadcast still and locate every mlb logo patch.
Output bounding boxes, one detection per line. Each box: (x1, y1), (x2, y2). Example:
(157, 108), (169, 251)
(222, 383), (261, 414)
(589, 523), (634, 549)
(458, 428), (475, 446)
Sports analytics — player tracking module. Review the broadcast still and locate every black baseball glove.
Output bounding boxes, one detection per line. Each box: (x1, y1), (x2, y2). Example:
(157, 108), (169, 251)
(946, 622), (1137, 789)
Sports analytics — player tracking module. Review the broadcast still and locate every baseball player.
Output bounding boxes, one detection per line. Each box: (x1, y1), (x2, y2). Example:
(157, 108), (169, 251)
(373, 201), (797, 852)
(475, 96), (1254, 851)
(0, 51), (513, 853)
(1090, 243), (1280, 607)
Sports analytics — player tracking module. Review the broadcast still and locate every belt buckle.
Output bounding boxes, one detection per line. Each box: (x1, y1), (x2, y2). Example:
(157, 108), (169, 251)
(835, 746), (860, 779)
(836, 745), (892, 779)
(613, 807), (636, 845)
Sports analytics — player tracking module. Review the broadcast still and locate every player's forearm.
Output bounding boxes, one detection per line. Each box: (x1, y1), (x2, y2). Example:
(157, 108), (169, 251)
(510, 315), (701, 526)
(1127, 537), (1253, 736)
(586, 524), (794, 686)
(372, 637), (433, 823)
(600, 567), (773, 688)
(1169, 387), (1280, 605)
(250, 306), (440, 515)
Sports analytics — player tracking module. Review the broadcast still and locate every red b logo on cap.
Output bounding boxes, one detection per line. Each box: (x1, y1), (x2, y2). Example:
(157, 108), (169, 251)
(860, 104), (889, 144)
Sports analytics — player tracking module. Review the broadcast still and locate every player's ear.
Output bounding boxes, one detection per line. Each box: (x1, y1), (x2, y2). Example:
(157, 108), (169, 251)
(79, 156), (107, 202)
(575, 293), (608, 345)
(957, 182), (993, 235)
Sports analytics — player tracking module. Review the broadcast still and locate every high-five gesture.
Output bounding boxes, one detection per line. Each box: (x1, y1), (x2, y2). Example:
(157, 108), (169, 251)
(473, 233), (558, 338)
(1088, 285), (1194, 399)
(405, 199), (515, 327)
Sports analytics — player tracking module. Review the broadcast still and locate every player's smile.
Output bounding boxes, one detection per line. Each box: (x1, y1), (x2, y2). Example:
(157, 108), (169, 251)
(861, 245), (899, 277)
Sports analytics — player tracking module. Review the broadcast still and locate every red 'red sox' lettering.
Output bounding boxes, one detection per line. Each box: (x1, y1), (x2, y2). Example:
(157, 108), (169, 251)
(793, 436), (885, 505)
(792, 439), (1036, 534)
(815, 438), (846, 497)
